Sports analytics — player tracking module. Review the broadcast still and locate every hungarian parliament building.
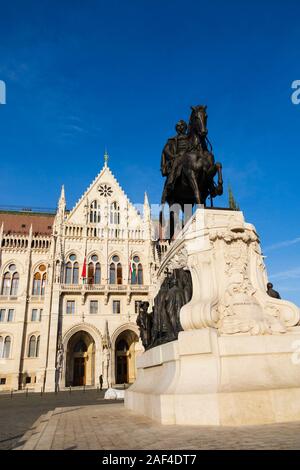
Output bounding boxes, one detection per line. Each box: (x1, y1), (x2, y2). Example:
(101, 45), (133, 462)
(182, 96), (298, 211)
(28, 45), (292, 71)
(0, 157), (166, 391)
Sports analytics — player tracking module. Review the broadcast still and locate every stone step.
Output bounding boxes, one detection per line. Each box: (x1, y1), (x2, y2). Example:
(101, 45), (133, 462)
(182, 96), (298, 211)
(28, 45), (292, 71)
(14, 410), (54, 450)
(34, 408), (62, 450)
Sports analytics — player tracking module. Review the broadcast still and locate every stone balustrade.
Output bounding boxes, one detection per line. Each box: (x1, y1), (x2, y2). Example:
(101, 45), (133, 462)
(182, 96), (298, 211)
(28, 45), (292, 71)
(1, 233), (51, 250)
(59, 283), (149, 293)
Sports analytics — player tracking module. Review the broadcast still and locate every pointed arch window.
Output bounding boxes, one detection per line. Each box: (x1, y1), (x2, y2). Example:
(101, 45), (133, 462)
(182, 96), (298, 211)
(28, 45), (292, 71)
(32, 264), (47, 296)
(28, 335), (40, 357)
(2, 336), (11, 358)
(89, 200), (101, 224)
(131, 256), (143, 285)
(88, 254), (101, 285)
(110, 202), (120, 225)
(109, 255), (122, 284)
(64, 255), (79, 284)
(36, 336), (40, 357)
(28, 336), (36, 357)
(2, 273), (10, 295)
(65, 262), (72, 284)
(32, 272), (41, 295)
(73, 262), (79, 284)
(1, 264), (19, 296)
(11, 272), (19, 296)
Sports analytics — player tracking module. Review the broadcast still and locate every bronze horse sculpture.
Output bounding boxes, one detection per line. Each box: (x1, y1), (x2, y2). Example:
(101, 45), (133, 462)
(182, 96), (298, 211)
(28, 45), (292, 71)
(160, 105), (223, 238)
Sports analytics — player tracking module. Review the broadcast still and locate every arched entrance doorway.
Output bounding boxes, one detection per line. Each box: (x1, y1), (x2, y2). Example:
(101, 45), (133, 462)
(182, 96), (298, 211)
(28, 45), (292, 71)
(65, 331), (95, 387)
(115, 330), (139, 384)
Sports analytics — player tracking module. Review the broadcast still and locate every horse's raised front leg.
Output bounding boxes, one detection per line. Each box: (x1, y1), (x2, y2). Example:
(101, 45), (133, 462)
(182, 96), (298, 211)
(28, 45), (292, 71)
(216, 162), (223, 184)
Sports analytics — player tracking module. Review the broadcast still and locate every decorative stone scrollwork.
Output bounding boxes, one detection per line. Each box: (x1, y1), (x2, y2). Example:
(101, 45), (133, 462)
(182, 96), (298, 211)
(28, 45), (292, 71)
(209, 228), (259, 245)
(165, 246), (188, 272)
(212, 232), (288, 335)
(156, 209), (300, 337)
(216, 279), (287, 335)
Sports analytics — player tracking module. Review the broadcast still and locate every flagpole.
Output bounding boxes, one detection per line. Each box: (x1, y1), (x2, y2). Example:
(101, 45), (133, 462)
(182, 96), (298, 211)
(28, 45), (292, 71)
(82, 198), (89, 285)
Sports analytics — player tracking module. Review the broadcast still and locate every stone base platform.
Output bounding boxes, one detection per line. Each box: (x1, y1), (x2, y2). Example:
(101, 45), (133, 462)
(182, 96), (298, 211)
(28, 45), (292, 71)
(125, 328), (300, 426)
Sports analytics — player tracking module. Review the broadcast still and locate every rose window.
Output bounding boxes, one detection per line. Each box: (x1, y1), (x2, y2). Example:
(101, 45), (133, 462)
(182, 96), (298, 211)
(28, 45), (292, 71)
(98, 184), (113, 197)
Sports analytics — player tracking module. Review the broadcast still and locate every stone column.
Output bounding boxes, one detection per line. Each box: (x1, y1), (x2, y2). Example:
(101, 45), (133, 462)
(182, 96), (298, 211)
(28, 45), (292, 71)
(43, 283), (60, 392)
(17, 226), (33, 390)
(102, 346), (111, 388)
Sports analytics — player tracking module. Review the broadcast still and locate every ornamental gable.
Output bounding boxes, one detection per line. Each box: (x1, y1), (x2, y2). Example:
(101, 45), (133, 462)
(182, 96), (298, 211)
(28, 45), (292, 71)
(66, 164), (143, 230)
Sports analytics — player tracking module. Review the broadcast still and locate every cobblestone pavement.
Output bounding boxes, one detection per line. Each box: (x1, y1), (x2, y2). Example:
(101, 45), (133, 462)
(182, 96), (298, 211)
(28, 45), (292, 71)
(0, 389), (114, 450)
(14, 402), (300, 450)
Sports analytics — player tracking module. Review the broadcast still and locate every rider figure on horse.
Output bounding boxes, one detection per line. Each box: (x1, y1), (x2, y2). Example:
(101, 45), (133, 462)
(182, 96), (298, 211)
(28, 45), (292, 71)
(160, 105), (223, 241)
(161, 119), (190, 204)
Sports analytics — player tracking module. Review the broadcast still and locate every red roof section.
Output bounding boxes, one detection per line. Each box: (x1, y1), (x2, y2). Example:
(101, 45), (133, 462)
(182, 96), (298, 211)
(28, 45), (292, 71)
(0, 211), (55, 236)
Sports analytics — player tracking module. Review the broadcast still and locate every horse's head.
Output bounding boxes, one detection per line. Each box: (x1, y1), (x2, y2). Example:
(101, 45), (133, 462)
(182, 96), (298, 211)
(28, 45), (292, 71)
(189, 105), (208, 137)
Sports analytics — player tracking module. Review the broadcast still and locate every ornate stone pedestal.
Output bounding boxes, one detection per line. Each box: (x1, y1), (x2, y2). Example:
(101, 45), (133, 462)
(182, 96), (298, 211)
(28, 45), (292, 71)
(125, 209), (300, 425)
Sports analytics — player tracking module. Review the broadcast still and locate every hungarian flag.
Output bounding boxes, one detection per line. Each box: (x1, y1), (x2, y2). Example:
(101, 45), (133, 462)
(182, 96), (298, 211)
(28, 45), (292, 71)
(81, 256), (87, 282)
(129, 259), (136, 281)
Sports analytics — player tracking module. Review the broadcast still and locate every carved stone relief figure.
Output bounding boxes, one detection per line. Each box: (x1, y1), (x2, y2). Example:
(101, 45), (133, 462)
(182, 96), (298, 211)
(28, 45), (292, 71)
(102, 346), (111, 387)
(141, 268), (193, 349)
(136, 301), (152, 350)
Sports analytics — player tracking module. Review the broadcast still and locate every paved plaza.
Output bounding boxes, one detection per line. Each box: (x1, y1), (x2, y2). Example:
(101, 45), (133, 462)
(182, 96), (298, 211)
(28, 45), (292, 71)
(0, 389), (110, 450)
(0, 391), (298, 450)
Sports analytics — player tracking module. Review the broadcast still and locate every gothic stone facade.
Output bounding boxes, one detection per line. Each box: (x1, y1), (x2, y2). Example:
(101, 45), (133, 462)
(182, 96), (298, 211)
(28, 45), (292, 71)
(0, 162), (157, 391)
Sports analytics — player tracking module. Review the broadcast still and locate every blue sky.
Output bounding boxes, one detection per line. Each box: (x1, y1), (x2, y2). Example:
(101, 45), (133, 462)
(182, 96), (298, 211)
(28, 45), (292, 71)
(0, 0), (300, 304)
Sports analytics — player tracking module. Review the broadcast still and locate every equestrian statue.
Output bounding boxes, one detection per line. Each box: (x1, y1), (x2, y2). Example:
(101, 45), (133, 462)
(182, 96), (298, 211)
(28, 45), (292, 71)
(161, 105), (223, 213)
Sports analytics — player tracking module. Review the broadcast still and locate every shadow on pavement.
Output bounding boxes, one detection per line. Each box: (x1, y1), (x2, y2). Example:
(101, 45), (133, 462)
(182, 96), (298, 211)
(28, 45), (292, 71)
(0, 389), (122, 450)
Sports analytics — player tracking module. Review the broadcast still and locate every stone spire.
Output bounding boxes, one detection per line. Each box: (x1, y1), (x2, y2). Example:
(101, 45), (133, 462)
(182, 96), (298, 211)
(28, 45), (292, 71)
(228, 185), (240, 211)
(58, 185), (66, 212)
(143, 192), (151, 221)
(28, 224), (33, 242)
(143, 191), (152, 243)
(104, 149), (109, 168)
(53, 185), (66, 263)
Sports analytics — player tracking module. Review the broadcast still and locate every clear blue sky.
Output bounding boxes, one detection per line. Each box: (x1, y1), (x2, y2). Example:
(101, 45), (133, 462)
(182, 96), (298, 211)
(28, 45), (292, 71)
(0, 0), (300, 304)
